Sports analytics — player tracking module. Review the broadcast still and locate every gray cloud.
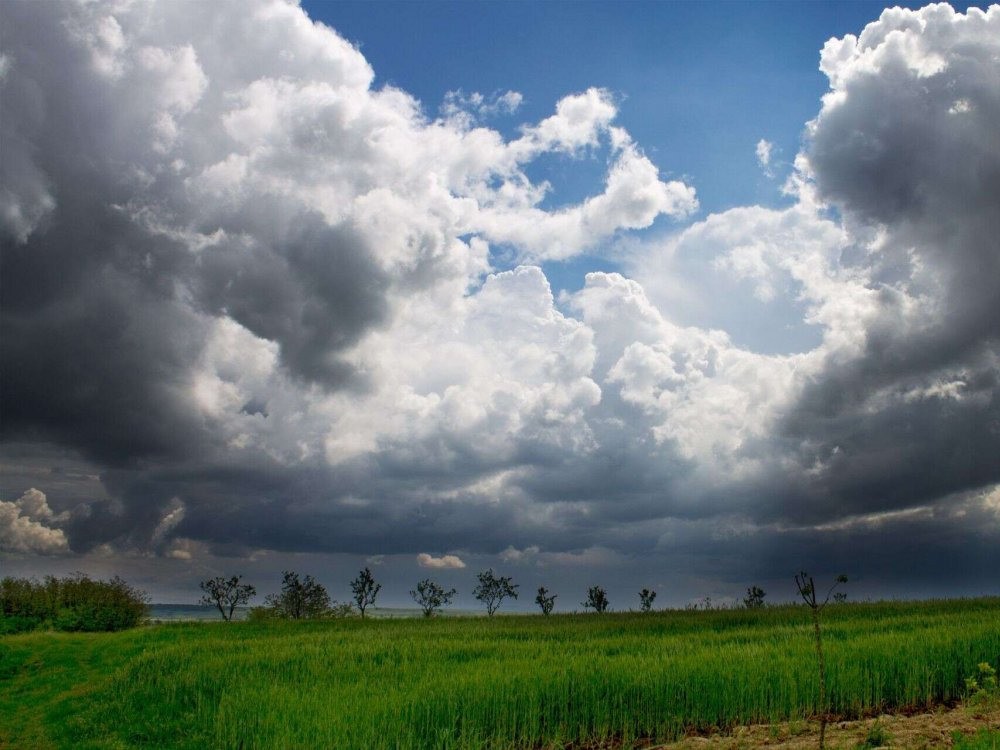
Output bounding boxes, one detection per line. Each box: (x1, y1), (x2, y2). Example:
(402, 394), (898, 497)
(1, 1), (998, 601)
(770, 3), (1000, 521)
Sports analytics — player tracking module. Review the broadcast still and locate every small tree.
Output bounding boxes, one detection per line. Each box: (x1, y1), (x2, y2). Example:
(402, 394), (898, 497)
(410, 578), (456, 617)
(350, 567), (382, 618)
(582, 585), (609, 613)
(744, 585), (766, 608)
(264, 571), (331, 619)
(472, 569), (519, 616)
(795, 571), (848, 750)
(638, 588), (656, 612)
(199, 575), (256, 622)
(535, 586), (557, 615)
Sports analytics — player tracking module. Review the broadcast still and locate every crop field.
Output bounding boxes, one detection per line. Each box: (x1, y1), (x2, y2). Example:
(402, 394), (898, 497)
(2, 598), (998, 749)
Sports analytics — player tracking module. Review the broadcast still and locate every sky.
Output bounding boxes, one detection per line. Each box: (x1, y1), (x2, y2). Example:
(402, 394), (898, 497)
(1, 0), (998, 610)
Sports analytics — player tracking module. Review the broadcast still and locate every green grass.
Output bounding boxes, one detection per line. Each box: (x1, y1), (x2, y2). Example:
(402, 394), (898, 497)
(955, 729), (1000, 749)
(2, 598), (998, 749)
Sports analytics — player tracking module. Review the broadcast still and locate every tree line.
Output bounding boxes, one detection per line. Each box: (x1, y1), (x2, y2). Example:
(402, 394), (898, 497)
(198, 568), (831, 621)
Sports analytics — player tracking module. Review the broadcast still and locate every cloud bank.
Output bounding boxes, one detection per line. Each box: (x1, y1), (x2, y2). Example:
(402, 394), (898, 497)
(1, 1), (997, 596)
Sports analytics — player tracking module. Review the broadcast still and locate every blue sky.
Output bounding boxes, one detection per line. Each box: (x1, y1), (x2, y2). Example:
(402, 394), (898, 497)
(308, 0), (942, 216)
(2, 1), (999, 607)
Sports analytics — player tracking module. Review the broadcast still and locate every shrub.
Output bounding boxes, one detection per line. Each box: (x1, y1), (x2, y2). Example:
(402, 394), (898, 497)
(410, 578), (456, 617)
(743, 585), (766, 608)
(262, 571), (331, 619)
(0, 574), (148, 632)
(472, 569), (519, 616)
(965, 661), (999, 711)
(535, 586), (557, 615)
(582, 585), (609, 613)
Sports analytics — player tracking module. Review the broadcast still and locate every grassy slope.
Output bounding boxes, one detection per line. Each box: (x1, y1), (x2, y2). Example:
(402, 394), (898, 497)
(1, 599), (998, 749)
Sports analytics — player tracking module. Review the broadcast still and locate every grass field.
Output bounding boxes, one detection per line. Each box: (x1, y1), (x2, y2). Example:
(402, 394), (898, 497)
(2, 598), (998, 749)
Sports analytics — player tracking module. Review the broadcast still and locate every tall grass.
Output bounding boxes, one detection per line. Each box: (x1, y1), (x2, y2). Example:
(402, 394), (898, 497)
(3, 598), (998, 749)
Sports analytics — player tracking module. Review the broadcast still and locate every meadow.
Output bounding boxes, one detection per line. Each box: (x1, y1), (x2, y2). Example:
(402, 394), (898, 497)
(1, 598), (998, 749)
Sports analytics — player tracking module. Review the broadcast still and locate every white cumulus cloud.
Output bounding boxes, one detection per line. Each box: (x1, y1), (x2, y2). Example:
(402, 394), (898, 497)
(417, 553), (466, 569)
(0, 489), (70, 555)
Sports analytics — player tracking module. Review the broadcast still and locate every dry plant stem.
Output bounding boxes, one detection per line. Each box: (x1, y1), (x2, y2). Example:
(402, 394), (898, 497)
(812, 606), (827, 749)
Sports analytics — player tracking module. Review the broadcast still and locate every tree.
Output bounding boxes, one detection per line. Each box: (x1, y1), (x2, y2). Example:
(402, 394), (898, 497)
(264, 571), (331, 619)
(535, 586), (557, 615)
(350, 567), (381, 618)
(795, 571), (848, 750)
(638, 588), (656, 612)
(582, 585), (609, 613)
(199, 575), (256, 622)
(410, 578), (456, 617)
(472, 569), (519, 616)
(744, 585), (766, 609)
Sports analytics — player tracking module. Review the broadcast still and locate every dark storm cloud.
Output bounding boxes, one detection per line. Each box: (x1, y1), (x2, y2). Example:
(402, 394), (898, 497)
(191, 213), (389, 386)
(0, 1), (389, 469)
(767, 4), (1000, 523)
(1, 1), (998, 602)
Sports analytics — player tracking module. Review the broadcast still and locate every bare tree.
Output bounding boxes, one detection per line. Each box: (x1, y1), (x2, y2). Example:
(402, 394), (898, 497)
(199, 575), (256, 622)
(410, 578), (456, 617)
(350, 567), (382, 618)
(795, 571), (848, 750)
(744, 585), (766, 608)
(535, 586), (557, 615)
(638, 588), (656, 612)
(582, 585), (609, 613)
(472, 569), (519, 616)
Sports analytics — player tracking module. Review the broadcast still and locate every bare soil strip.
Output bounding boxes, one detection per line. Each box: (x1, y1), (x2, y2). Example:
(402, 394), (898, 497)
(649, 704), (999, 749)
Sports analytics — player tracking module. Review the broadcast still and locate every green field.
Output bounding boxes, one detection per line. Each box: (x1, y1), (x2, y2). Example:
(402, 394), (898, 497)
(2, 598), (998, 749)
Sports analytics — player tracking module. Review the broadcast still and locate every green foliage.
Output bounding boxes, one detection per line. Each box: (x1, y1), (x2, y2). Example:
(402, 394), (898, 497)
(582, 585), (609, 612)
(409, 578), (456, 617)
(0, 574), (148, 633)
(638, 588), (656, 612)
(472, 569), (518, 616)
(954, 729), (1000, 749)
(1, 598), (999, 749)
(857, 718), (891, 748)
(262, 571), (331, 619)
(534, 586), (556, 615)
(350, 568), (381, 618)
(964, 661), (999, 710)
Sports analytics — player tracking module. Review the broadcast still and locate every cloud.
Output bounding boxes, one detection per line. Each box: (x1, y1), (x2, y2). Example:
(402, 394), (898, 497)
(0, 1), (998, 597)
(755, 139), (774, 176)
(768, 3), (1000, 522)
(441, 89), (523, 124)
(0, 489), (70, 554)
(499, 545), (540, 564)
(416, 553), (466, 569)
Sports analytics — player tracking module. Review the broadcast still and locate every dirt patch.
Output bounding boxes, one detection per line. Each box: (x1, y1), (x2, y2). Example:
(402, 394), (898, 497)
(650, 703), (999, 749)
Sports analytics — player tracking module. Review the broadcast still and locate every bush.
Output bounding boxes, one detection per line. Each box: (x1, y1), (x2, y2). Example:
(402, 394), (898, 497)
(246, 600), (356, 622)
(262, 571), (331, 619)
(0, 574), (149, 632)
